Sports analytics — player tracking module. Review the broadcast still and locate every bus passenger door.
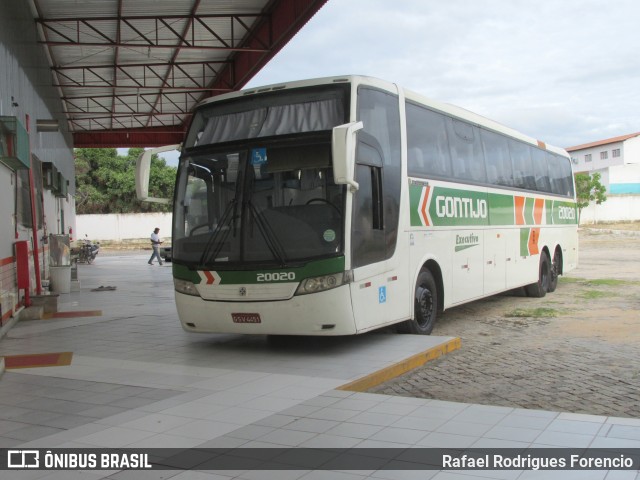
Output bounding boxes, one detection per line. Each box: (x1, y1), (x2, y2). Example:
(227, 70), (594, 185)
(450, 230), (484, 304)
(484, 229), (506, 295)
(349, 137), (405, 332)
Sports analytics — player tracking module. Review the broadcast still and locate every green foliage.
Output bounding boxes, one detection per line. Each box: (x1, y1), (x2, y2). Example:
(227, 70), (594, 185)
(75, 148), (177, 214)
(575, 172), (607, 219)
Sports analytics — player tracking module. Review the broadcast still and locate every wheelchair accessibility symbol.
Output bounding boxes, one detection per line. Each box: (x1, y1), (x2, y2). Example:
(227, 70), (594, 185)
(378, 286), (387, 304)
(251, 148), (267, 165)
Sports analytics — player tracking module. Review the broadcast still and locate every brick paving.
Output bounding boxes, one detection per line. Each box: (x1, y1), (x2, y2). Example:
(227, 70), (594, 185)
(371, 231), (640, 418)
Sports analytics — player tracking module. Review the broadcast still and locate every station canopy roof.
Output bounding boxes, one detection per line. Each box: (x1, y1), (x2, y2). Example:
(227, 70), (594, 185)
(29, 0), (328, 147)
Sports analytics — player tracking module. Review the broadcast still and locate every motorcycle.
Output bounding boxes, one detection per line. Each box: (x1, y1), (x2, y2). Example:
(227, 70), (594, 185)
(73, 235), (100, 264)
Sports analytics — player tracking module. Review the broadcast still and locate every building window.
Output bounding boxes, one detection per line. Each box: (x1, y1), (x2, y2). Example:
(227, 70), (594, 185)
(600, 151), (608, 160)
(585, 154), (592, 162)
(612, 148), (621, 158)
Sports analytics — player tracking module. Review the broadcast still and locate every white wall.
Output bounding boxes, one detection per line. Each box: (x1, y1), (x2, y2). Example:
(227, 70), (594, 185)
(610, 164), (640, 185)
(580, 195), (640, 224)
(625, 136), (640, 165)
(76, 213), (172, 242)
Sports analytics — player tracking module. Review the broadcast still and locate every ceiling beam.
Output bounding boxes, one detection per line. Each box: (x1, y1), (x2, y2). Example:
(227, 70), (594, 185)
(36, 13), (270, 51)
(73, 125), (186, 148)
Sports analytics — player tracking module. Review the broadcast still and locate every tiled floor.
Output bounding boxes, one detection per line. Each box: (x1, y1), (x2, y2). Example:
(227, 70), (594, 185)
(0, 254), (639, 480)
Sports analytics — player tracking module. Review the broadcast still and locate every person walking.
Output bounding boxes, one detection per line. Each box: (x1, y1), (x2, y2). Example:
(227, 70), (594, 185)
(148, 227), (163, 265)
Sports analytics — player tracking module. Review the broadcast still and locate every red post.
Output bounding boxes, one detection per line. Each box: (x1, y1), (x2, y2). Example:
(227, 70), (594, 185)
(26, 114), (42, 296)
(15, 240), (30, 306)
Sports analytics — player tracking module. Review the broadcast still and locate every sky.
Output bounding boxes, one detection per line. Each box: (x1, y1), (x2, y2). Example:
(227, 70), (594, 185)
(247, 0), (640, 149)
(154, 0), (639, 165)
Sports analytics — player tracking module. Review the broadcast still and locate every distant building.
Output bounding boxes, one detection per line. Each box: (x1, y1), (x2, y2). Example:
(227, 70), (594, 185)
(566, 132), (640, 223)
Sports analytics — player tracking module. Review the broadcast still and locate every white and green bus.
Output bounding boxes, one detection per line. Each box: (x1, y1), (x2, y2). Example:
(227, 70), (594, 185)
(144, 75), (578, 336)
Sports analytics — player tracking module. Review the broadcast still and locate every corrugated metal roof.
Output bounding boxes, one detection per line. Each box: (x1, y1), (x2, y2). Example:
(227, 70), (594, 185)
(566, 132), (640, 151)
(27, 0), (329, 147)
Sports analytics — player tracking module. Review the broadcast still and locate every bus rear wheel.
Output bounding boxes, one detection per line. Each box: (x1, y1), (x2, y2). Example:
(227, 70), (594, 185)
(399, 269), (437, 335)
(547, 250), (561, 293)
(525, 252), (550, 298)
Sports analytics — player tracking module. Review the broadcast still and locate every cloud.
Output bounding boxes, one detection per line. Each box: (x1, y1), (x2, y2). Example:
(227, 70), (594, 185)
(249, 0), (640, 148)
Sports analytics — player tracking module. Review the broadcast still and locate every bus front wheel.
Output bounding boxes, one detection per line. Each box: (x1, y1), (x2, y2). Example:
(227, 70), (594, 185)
(399, 269), (437, 335)
(525, 252), (551, 298)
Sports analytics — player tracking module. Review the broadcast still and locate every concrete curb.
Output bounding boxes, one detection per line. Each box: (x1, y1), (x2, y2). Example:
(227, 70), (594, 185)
(581, 228), (640, 237)
(0, 308), (22, 380)
(336, 337), (461, 392)
(0, 307), (22, 340)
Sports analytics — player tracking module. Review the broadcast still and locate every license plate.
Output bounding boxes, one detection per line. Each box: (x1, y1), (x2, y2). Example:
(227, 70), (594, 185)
(231, 313), (261, 324)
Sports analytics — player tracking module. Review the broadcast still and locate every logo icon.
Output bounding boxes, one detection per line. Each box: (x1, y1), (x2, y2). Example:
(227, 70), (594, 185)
(239, 287), (247, 297)
(8, 450), (40, 469)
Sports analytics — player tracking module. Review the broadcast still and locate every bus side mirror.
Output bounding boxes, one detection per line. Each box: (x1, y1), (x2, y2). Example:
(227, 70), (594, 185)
(332, 121), (363, 192)
(135, 144), (180, 204)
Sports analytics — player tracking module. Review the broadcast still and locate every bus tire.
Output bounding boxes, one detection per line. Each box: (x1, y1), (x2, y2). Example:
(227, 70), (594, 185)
(399, 269), (437, 335)
(548, 250), (560, 293)
(525, 253), (550, 298)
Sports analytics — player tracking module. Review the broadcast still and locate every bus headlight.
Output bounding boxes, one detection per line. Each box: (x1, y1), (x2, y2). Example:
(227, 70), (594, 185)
(174, 278), (200, 296)
(295, 271), (352, 296)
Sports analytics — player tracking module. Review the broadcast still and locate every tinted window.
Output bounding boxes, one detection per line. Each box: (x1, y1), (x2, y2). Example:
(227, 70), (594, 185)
(480, 129), (513, 187)
(406, 103), (452, 178)
(352, 160), (386, 268)
(548, 153), (575, 197)
(531, 147), (552, 193)
(446, 118), (487, 183)
(509, 140), (536, 190)
(357, 88), (401, 262)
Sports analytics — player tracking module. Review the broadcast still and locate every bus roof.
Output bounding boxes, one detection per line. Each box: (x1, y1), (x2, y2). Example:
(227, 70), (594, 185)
(195, 75), (569, 158)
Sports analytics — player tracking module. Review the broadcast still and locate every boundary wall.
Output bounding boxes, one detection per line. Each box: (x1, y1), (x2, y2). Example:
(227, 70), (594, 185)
(76, 213), (172, 242)
(580, 195), (640, 224)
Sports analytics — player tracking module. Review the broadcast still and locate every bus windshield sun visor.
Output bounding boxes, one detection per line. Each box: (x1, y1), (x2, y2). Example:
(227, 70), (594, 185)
(191, 98), (344, 146)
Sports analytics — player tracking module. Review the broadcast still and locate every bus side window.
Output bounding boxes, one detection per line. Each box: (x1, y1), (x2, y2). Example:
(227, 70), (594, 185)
(548, 153), (574, 197)
(406, 102), (452, 178)
(531, 147), (552, 193)
(509, 139), (535, 190)
(447, 118), (487, 184)
(358, 87), (401, 262)
(481, 129), (514, 187)
(352, 140), (386, 268)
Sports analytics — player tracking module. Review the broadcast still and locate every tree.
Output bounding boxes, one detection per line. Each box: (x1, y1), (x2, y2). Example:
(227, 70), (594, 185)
(75, 148), (177, 214)
(575, 172), (607, 221)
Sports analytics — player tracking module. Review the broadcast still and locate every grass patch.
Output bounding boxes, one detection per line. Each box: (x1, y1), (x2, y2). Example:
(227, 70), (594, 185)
(560, 277), (637, 287)
(586, 279), (632, 286)
(579, 290), (617, 299)
(505, 307), (560, 318)
(559, 277), (582, 284)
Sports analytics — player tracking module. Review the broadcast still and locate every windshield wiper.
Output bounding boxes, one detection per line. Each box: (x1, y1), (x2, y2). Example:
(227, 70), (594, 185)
(247, 201), (288, 267)
(198, 198), (238, 266)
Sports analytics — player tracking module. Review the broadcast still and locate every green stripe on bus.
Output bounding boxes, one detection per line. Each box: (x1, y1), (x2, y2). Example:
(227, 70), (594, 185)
(409, 183), (424, 226)
(550, 200), (578, 225)
(520, 228), (530, 257)
(427, 186), (489, 227)
(409, 182), (578, 228)
(174, 256), (346, 285)
(524, 197), (535, 225)
(487, 193), (514, 225)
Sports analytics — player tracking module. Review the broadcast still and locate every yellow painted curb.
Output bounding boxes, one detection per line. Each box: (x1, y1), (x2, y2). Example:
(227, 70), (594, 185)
(337, 337), (461, 392)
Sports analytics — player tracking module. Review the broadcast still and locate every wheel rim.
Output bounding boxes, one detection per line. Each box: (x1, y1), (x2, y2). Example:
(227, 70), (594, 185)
(415, 285), (434, 328)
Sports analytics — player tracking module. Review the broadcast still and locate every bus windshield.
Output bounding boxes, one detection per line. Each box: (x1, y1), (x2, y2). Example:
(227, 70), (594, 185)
(173, 135), (345, 268)
(173, 85), (350, 268)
